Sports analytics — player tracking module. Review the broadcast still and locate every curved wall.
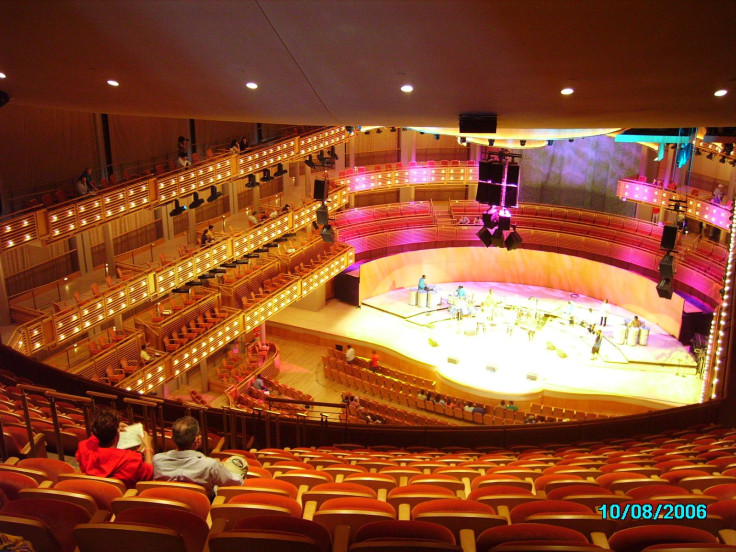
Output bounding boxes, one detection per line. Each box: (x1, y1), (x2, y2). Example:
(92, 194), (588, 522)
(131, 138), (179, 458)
(359, 247), (685, 337)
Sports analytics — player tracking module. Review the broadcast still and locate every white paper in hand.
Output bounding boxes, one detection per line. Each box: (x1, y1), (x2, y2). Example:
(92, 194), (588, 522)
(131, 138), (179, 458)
(117, 423), (144, 449)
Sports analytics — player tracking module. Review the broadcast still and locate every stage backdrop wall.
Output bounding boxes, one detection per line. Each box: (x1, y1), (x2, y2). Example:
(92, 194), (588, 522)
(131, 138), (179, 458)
(359, 247), (684, 337)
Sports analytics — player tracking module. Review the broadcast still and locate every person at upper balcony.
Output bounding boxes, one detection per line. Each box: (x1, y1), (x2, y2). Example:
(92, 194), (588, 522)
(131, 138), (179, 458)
(201, 224), (215, 246)
(713, 184), (725, 205)
(229, 139), (240, 154)
(238, 137), (249, 152)
(177, 151), (191, 168)
(75, 167), (97, 197)
(177, 136), (189, 156)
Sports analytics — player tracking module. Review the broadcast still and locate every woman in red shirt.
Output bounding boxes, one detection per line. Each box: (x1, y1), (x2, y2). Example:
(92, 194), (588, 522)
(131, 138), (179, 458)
(370, 350), (379, 371)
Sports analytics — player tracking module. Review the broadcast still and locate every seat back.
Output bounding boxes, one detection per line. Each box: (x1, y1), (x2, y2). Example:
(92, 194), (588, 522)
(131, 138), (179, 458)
(115, 507), (208, 552)
(0, 513), (60, 552)
(74, 522), (187, 552)
(0, 471), (38, 500)
(2, 497), (91, 552)
(54, 478), (124, 510)
(17, 458), (76, 483)
(138, 487), (210, 520)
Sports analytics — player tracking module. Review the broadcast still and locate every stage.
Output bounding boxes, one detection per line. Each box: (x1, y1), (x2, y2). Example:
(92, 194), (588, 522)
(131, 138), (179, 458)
(269, 280), (704, 412)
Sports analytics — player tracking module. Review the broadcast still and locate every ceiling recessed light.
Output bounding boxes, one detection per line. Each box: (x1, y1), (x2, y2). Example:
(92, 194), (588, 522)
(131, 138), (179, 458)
(561, 87), (574, 95)
(400, 84), (414, 93)
(107, 80), (119, 87)
(714, 89), (728, 97)
(246, 82), (258, 90)
(0, 73), (6, 79)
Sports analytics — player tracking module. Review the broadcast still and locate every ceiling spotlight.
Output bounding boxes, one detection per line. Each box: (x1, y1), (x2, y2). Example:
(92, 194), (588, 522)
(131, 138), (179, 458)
(246, 174), (258, 188)
(730, 159), (736, 167)
(107, 79), (119, 87)
(169, 200), (187, 217)
(305, 155), (317, 169)
(695, 148), (702, 156)
(720, 156), (727, 164)
(274, 163), (288, 177)
(345, 126), (354, 134)
(245, 82), (258, 89)
(569, 138), (574, 143)
(317, 150), (335, 167)
(488, 139), (495, 146)
(329, 146), (339, 160)
(434, 134), (440, 140)
(0, 73), (6, 79)
(376, 128), (383, 134)
(189, 192), (204, 209)
(547, 140), (554, 146)
(707, 152), (715, 160)
(561, 87), (574, 95)
(364, 131), (371, 135)
(724, 144), (734, 156)
(261, 168), (274, 182)
(400, 84), (414, 93)
(390, 127), (397, 132)
(714, 89), (728, 97)
(519, 140), (527, 146)
(207, 185), (222, 202)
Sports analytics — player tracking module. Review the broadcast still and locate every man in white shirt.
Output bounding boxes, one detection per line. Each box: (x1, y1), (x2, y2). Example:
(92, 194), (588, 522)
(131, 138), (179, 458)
(153, 416), (244, 499)
(345, 345), (356, 364)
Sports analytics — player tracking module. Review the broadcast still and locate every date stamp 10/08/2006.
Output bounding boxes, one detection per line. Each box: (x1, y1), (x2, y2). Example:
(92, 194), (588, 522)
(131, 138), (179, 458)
(598, 503), (706, 520)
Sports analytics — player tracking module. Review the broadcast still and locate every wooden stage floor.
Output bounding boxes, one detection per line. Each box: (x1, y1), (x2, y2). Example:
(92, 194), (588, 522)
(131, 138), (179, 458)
(269, 282), (703, 410)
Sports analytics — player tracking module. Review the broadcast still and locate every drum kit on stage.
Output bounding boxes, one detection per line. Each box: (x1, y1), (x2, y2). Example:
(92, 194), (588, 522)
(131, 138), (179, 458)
(614, 324), (649, 346)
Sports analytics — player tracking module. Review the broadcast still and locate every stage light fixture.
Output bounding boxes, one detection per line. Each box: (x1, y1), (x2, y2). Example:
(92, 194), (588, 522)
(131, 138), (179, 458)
(169, 200), (186, 217)
(720, 156), (727, 164)
(207, 185), (222, 203)
(188, 192), (204, 210)
(345, 126), (354, 134)
(261, 168), (274, 182)
(246, 174), (258, 188)
(547, 140), (554, 146)
(707, 152), (714, 160)
(311, 221), (319, 231)
(317, 150), (335, 167)
(730, 159), (736, 167)
(274, 163), (288, 177)
(376, 128), (382, 134)
(320, 224), (335, 243)
(364, 131), (371, 135)
(724, 144), (734, 155)
(488, 139), (495, 146)
(434, 134), (440, 140)
(390, 127), (397, 132)
(519, 140), (526, 146)
(505, 226), (523, 250)
(569, 138), (574, 142)
(695, 148), (702, 155)
(329, 145), (339, 160)
(305, 155), (317, 169)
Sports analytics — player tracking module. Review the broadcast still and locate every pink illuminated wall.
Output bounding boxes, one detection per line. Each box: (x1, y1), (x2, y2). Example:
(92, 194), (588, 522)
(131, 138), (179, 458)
(359, 247), (685, 337)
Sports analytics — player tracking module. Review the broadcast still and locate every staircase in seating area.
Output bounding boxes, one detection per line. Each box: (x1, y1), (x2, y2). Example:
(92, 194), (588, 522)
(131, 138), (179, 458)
(433, 203), (455, 226)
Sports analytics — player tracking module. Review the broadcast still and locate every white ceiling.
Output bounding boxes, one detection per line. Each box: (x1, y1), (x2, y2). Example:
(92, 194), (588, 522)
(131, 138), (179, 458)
(2, 0), (736, 133)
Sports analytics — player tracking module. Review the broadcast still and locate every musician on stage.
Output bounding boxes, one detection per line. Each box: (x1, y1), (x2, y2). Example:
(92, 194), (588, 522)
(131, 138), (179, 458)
(456, 285), (467, 299)
(629, 316), (643, 328)
(418, 275), (434, 291)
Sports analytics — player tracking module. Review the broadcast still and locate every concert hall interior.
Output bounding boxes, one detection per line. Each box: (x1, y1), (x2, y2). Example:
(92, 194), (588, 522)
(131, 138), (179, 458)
(1, 4), (736, 548)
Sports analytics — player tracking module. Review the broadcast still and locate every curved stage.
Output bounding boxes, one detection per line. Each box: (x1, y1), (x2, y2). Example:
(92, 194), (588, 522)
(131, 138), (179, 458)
(269, 248), (706, 412)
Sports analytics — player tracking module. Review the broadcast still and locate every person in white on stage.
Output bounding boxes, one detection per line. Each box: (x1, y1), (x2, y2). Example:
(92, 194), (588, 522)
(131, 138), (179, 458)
(482, 289), (496, 320)
(567, 300), (576, 325)
(599, 298), (610, 327)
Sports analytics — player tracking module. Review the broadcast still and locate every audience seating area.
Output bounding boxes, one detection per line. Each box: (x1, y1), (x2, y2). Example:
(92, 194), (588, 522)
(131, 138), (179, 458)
(0, 419), (734, 551)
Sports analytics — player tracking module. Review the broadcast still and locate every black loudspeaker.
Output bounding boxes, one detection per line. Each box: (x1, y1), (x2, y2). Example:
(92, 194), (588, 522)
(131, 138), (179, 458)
(657, 278), (673, 299)
(316, 204), (329, 225)
(479, 161), (505, 183)
(482, 212), (496, 228)
(320, 225), (335, 243)
(447, 357), (460, 365)
(526, 373), (538, 381)
(660, 225), (678, 250)
(0, 91), (8, 109)
(313, 179), (329, 201)
(476, 182), (503, 205)
(477, 227), (493, 247)
(659, 254), (674, 279)
(459, 113), (497, 134)
(504, 230), (523, 251)
(505, 185), (519, 207)
(491, 227), (505, 248)
(506, 164), (520, 185)
(498, 215), (511, 231)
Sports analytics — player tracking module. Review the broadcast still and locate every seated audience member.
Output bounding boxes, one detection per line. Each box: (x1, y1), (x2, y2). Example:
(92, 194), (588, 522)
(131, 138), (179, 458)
(201, 224), (215, 246)
(369, 350), (379, 371)
(177, 135), (190, 155)
(76, 408), (153, 488)
(281, 203), (291, 213)
(463, 403), (475, 413)
(177, 151), (191, 168)
(434, 395), (446, 406)
(506, 400), (518, 411)
(247, 212), (259, 226)
(154, 416), (245, 499)
(473, 403), (485, 415)
(417, 390), (427, 401)
(425, 392), (433, 402)
(345, 344), (356, 364)
(713, 184), (725, 204)
(458, 215), (471, 225)
(259, 209), (268, 221)
(140, 344), (151, 364)
(238, 136), (249, 152)
(269, 209), (279, 218)
(75, 167), (96, 197)
(252, 375), (268, 393)
(229, 139), (240, 154)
